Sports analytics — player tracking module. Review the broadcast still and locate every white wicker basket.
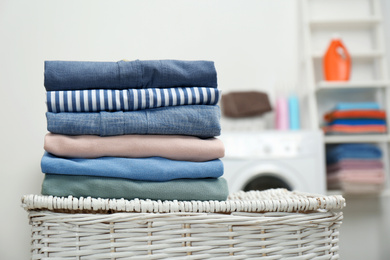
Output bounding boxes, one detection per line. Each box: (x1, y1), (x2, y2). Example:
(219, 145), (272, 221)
(22, 189), (345, 259)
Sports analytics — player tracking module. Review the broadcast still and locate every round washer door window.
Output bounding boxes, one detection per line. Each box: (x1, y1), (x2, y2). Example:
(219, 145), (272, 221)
(243, 174), (292, 192)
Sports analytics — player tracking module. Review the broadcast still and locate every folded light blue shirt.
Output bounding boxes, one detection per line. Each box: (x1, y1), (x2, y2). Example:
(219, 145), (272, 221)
(46, 105), (221, 137)
(41, 152), (224, 181)
(44, 60), (218, 91)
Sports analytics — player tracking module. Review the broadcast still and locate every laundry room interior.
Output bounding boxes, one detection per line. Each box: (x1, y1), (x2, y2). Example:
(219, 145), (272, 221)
(218, 1), (390, 258)
(218, 0), (390, 255)
(1, 0), (390, 259)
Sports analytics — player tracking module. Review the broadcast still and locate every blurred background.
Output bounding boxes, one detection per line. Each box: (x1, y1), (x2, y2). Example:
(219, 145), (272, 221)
(1, 0), (389, 259)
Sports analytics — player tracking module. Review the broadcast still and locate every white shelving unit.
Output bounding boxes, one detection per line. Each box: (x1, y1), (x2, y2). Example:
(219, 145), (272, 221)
(324, 134), (389, 144)
(317, 80), (389, 89)
(312, 50), (384, 60)
(309, 17), (381, 29)
(300, 0), (390, 195)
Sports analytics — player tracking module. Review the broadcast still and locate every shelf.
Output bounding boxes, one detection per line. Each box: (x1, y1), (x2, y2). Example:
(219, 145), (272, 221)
(316, 80), (390, 90)
(312, 50), (384, 61)
(310, 17), (381, 29)
(324, 134), (389, 144)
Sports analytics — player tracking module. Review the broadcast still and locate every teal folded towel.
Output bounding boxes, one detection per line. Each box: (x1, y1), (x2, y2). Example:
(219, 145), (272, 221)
(41, 174), (229, 201)
(334, 102), (380, 111)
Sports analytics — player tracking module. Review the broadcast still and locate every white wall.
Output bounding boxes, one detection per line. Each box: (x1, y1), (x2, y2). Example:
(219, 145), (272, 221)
(0, 1), (298, 258)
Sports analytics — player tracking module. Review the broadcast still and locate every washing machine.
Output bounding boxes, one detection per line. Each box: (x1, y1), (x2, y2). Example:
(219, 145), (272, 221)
(220, 130), (326, 195)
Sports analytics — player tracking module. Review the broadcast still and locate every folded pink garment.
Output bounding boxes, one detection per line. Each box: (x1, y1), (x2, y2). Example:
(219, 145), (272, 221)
(44, 134), (225, 162)
(327, 159), (384, 173)
(327, 170), (385, 184)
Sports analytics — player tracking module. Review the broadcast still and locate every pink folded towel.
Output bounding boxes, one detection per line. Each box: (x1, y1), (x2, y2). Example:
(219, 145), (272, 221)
(44, 134), (225, 162)
(327, 170), (385, 184)
(327, 159), (384, 173)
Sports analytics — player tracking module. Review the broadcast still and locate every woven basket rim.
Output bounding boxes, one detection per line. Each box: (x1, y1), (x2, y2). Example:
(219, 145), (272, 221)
(22, 188), (345, 213)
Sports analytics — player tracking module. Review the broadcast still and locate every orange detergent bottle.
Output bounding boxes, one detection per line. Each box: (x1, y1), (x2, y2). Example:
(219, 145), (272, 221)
(323, 37), (351, 81)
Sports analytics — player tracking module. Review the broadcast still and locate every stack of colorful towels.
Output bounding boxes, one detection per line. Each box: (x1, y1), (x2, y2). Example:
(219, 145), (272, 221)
(40, 59), (229, 201)
(326, 144), (385, 194)
(323, 102), (387, 135)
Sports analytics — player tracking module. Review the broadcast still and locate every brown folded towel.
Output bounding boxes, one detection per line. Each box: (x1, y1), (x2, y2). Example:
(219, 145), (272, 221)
(221, 91), (272, 118)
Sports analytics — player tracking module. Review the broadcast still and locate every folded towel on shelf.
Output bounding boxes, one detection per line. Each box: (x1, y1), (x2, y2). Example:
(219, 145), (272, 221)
(326, 144), (382, 164)
(46, 87), (221, 113)
(46, 105), (221, 137)
(324, 110), (386, 121)
(44, 133), (225, 161)
(327, 159), (384, 173)
(41, 152), (224, 181)
(327, 181), (384, 194)
(323, 125), (387, 135)
(221, 91), (272, 118)
(44, 60), (217, 91)
(333, 102), (381, 111)
(41, 174), (229, 201)
(327, 119), (386, 126)
(327, 170), (385, 184)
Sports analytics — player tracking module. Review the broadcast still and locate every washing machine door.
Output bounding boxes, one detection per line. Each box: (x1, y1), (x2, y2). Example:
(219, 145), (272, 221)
(226, 160), (309, 193)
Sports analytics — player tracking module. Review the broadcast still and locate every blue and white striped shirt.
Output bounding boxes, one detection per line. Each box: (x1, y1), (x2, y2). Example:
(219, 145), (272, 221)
(46, 87), (221, 113)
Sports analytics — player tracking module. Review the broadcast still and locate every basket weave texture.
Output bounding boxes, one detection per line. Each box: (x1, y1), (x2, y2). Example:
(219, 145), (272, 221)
(22, 189), (345, 259)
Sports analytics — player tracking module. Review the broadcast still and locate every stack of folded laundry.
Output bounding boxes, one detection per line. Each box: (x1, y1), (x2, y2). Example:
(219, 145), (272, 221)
(40, 59), (229, 201)
(322, 102), (387, 135)
(326, 143), (385, 194)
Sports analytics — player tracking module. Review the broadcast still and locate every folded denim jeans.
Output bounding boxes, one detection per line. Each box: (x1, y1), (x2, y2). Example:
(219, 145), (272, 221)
(46, 87), (221, 113)
(41, 174), (229, 201)
(46, 105), (221, 137)
(44, 60), (217, 91)
(41, 152), (224, 181)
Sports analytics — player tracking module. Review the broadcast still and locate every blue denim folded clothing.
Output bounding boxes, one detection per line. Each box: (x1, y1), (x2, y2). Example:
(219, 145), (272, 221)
(46, 87), (221, 113)
(41, 152), (224, 181)
(44, 60), (218, 91)
(326, 144), (382, 164)
(46, 105), (221, 137)
(41, 174), (229, 201)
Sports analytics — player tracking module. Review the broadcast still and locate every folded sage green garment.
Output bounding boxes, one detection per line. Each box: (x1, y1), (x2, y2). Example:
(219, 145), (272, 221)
(41, 174), (229, 201)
